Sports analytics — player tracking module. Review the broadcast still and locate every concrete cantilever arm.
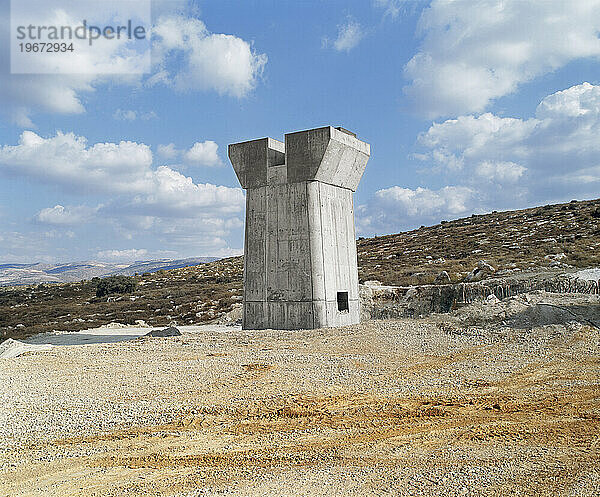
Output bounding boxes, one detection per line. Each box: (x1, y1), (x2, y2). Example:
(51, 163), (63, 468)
(228, 137), (285, 189)
(229, 127), (370, 191)
(285, 126), (370, 191)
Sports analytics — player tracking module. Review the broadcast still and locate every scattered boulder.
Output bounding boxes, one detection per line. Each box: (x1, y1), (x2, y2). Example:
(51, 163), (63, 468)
(546, 253), (571, 268)
(145, 326), (181, 337)
(464, 260), (496, 282)
(218, 303), (243, 326)
(478, 260), (496, 273)
(433, 271), (451, 284)
(550, 260), (572, 269)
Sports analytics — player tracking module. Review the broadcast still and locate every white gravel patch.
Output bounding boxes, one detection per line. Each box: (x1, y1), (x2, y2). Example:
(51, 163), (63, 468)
(574, 268), (600, 281)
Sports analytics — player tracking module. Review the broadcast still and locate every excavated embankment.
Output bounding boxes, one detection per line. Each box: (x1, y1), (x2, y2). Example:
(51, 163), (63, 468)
(361, 270), (600, 319)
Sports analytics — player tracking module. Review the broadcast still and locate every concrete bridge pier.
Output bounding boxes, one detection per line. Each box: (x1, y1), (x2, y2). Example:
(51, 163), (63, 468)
(229, 126), (370, 330)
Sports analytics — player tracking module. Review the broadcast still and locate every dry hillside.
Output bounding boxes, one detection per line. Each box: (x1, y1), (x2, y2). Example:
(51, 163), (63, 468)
(1, 198), (599, 341)
(357, 197), (600, 285)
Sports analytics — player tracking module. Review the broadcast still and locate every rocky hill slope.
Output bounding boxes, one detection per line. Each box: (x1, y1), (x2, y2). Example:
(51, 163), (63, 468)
(357, 197), (600, 285)
(1, 198), (599, 340)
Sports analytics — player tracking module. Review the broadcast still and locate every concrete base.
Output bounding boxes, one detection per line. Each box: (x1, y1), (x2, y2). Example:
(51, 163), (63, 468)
(243, 299), (360, 330)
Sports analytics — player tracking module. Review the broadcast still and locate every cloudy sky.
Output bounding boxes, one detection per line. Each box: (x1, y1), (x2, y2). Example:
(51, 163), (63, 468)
(1, 0), (599, 263)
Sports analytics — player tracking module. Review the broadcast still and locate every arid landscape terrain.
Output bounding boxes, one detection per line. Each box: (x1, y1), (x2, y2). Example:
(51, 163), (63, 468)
(2, 198), (600, 341)
(3, 0), (600, 494)
(1, 199), (600, 496)
(2, 290), (599, 496)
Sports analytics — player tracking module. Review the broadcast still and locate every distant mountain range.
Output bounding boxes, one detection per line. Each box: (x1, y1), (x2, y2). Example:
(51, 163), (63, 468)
(0, 258), (219, 286)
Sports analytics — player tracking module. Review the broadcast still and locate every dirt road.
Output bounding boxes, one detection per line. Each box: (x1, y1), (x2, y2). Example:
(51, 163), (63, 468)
(2, 296), (599, 496)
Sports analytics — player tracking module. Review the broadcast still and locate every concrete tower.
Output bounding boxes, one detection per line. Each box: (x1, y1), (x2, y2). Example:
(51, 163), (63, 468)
(229, 126), (370, 330)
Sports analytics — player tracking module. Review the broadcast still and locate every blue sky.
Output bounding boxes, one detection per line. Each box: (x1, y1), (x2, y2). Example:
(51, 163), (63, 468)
(0, 0), (599, 263)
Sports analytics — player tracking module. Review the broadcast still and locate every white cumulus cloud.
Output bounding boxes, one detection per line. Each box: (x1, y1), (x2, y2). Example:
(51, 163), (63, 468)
(358, 82), (600, 235)
(157, 143), (179, 160)
(377, 185), (474, 217)
(35, 204), (95, 225)
(475, 161), (526, 184)
(405, 0), (600, 117)
(415, 82), (600, 201)
(0, 0), (148, 126)
(536, 81), (600, 119)
(0, 130), (244, 217)
(156, 140), (223, 167)
(184, 141), (222, 167)
(151, 15), (267, 97)
(96, 248), (148, 261)
(0, 73), (93, 128)
(108, 165), (243, 218)
(358, 185), (476, 234)
(0, 131), (153, 194)
(0, 3), (267, 126)
(0, 130), (245, 257)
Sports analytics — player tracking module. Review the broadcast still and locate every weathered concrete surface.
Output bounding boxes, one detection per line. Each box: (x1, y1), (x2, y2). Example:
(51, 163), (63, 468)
(229, 126), (370, 330)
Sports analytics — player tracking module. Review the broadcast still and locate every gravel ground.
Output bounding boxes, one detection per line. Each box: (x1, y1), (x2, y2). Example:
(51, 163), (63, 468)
(1, 292), (599, 496)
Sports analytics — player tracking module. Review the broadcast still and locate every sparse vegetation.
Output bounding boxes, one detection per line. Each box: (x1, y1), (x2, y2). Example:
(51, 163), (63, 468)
(1, 198), (599, 340)
(0, 257), (243, 340)
(95, 276), (137, 298)
(357, 198), (600, 285)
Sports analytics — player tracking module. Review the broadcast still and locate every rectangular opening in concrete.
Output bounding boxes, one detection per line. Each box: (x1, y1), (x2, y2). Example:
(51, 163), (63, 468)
(337, 291), (349, 312)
